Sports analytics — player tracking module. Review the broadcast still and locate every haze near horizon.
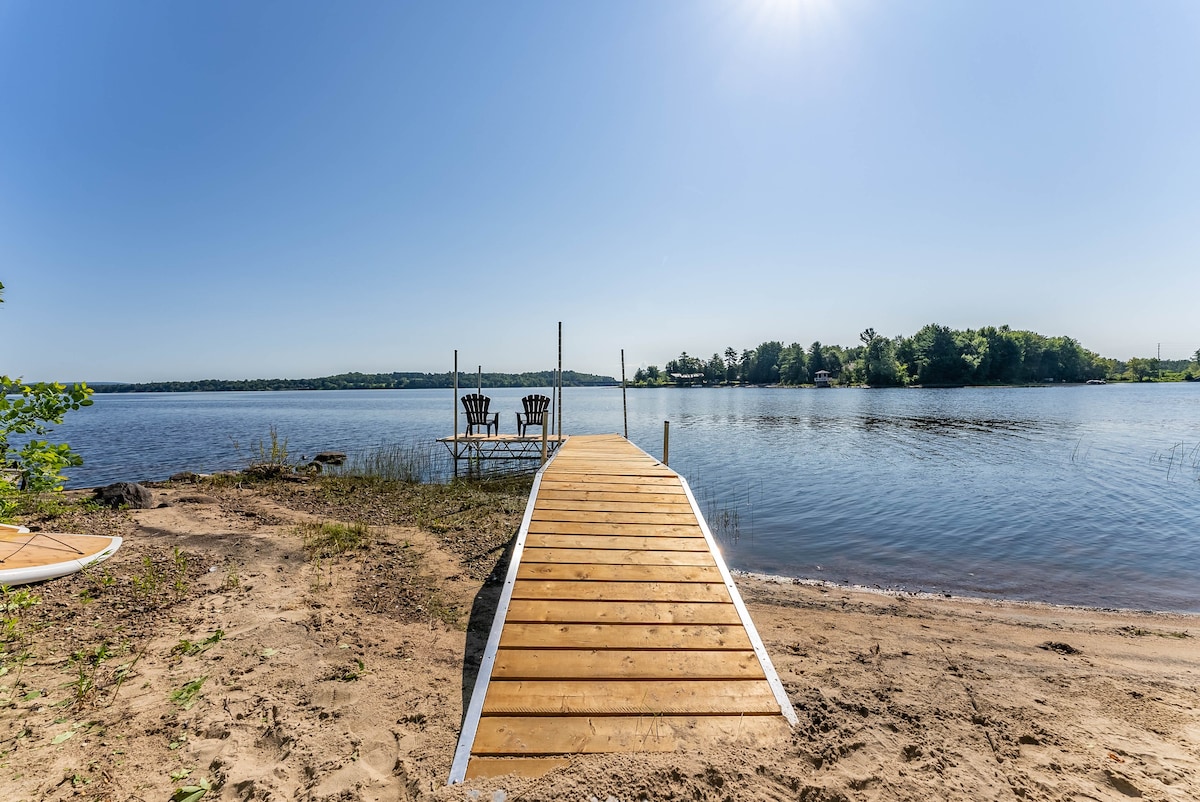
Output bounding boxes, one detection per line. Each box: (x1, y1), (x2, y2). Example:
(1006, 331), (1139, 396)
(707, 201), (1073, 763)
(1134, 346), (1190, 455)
(2, 1), (1197, 383)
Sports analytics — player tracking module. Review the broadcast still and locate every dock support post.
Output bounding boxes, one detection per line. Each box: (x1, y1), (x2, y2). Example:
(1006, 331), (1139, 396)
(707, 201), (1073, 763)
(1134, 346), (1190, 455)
(453, 350), (459, 478)
(540, 416), (548, 466)
(662, 420), (670, 466)
(557, 321), (563, 441)
(621, 349), (628, 439)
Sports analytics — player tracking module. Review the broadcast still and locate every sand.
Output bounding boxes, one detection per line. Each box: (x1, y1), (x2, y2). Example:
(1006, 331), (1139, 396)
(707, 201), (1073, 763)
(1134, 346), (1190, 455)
(1, 477), (1197, 801)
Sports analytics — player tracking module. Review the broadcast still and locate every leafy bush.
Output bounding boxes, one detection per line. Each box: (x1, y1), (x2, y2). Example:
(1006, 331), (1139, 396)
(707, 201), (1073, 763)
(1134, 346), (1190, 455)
(1, 376), (93, 519)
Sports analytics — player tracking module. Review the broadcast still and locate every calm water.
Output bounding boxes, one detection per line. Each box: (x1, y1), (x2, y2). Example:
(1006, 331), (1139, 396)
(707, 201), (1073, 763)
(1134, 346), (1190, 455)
(46, 384), (1200, 612)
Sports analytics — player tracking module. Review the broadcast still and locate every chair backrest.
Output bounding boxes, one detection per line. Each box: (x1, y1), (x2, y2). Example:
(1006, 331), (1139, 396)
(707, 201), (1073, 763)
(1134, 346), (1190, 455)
(522, 394), (551, 422)
(461, 393), (492, 424)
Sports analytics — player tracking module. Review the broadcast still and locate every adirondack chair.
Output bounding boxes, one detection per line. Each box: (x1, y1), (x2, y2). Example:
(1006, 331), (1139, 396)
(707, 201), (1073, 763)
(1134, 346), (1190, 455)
(460, 393), (499, 436)
(515, 394), (551, 436)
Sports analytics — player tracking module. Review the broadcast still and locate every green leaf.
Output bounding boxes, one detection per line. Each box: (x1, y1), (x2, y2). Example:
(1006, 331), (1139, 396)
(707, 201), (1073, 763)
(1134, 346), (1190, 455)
(51, 730), (74, 744)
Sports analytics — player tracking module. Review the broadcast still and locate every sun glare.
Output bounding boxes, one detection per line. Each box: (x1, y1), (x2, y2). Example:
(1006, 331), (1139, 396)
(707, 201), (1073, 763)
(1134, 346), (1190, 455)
(746, 0), (838, 32)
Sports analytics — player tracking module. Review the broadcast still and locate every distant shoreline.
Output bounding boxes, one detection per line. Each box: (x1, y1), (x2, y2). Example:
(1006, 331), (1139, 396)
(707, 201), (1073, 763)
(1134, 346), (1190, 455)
(88, 369), (618, 393)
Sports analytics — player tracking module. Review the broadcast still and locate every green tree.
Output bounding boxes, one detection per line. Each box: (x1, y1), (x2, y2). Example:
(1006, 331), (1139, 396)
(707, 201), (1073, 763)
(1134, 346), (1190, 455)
(1, 378), (95, 518)
(778, 343), (807, 385)
(911, 324), (962, 385)
(739, 350), (753, 384)
(723, 347), (738, 384)
(747, 341), (783, 384)
(1, 282), (95, 515)
(1124, 357), (1153, 382)
(705, 354), (725, 385)
(807, 341), (826, 382)
(862, 331), (904, 386)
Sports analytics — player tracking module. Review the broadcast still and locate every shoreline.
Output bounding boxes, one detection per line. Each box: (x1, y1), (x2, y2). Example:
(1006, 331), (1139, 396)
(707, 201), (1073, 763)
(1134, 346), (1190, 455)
(733, 569), (1200, 619)
(3, 478), (1197, 800)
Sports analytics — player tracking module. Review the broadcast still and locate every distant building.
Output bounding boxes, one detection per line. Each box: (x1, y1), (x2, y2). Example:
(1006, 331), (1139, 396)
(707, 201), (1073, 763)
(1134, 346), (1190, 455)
(814, 370), (832, 388)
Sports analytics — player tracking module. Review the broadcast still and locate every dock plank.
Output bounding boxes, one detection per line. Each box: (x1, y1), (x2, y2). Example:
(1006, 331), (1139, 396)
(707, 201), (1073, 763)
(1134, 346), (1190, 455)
(471, 716), (789, 756)
(524, 534), (709, 551)
(520, 547), (718, 566)
(510, 580), (732, 603)
(516, 563), (723, 583)
(498, 623), (753, 650)
(451, 434), (792, 783)
(481, 680), (781, 715)
(491, 649), (768, 680)
(505, 600), (742, 625)
(525, 522), (705, 537)
(534, 499), (695, 513)
(529, 511), (700, 525)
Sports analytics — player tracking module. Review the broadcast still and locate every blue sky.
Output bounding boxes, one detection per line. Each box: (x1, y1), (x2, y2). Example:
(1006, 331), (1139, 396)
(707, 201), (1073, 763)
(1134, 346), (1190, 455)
(2, 0), (1197, 382)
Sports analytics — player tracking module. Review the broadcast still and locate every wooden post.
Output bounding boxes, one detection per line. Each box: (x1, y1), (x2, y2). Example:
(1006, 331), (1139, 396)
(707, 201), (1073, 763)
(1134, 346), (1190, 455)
(477, 365), (482, 396)
(621, 349), (628, 439)
(663, 420), (670, 466)
(540, 414), (548, 466)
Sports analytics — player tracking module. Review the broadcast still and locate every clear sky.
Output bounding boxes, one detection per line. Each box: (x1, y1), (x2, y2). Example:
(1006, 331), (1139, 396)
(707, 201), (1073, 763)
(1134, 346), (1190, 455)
(2, 0), (1197, 382)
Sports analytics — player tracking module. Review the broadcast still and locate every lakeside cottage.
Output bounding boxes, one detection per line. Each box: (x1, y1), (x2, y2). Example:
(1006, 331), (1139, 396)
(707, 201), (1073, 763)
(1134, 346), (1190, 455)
(814, 369), (832, 387)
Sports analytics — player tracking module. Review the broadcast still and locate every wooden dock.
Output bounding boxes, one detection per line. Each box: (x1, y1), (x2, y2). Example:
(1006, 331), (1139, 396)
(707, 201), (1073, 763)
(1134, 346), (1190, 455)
(449, 434), (796, 782)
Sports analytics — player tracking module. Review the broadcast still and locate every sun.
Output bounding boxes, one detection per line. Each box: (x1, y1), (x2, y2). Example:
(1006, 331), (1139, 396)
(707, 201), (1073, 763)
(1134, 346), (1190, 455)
(747, 0), (838, 30)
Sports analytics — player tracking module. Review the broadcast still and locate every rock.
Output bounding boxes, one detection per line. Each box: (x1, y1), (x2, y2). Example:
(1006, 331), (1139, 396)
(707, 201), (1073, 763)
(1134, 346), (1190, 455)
(92, 482), (155, 510)
(170, 471), (202, 483)
(311, 452), (347, 466)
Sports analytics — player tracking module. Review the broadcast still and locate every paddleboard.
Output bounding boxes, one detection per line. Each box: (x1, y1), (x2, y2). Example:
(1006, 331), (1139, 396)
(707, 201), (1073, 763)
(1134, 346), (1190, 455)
(0, 527), (123, 587)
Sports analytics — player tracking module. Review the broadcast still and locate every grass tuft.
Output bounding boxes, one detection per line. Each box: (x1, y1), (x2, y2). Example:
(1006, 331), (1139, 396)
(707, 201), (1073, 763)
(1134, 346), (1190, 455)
(297, 521), (370, 559)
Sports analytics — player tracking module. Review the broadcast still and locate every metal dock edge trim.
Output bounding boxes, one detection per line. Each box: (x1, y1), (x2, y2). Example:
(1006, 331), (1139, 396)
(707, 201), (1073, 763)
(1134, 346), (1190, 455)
(677, 476), (800, 727)
(447, 440), (566, 784)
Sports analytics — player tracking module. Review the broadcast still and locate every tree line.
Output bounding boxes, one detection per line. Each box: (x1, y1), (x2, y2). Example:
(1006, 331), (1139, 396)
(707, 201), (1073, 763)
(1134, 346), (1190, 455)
(634, 325), (1200, 387)
(90, 370), (617, 393)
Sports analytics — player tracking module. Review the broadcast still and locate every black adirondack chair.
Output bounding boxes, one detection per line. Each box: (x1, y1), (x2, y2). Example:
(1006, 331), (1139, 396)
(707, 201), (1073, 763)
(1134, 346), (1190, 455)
(461, 393), (499, 436)
(515, 394), (551, 436)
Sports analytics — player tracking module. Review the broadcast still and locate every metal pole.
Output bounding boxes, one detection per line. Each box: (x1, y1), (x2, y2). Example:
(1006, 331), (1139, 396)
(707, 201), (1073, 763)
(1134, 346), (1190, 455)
(663, 420), (669, 466)
(621, 349), (628, 439)
(541, 414), (548, 465)
(557, 321), (563, 440)
(477, 365), (482, 396)
(453, 350), (459, 478)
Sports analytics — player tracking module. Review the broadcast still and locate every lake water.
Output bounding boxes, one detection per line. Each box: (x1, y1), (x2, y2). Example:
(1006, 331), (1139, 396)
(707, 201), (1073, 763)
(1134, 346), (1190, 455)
(45, 384), (1200, 612)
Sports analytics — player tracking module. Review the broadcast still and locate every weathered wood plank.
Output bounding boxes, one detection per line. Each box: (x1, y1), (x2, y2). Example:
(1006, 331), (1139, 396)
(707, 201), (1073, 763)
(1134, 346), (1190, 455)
(471, 715), (788, 755)
(498, 623), (752, 650)
(481, 680), (780, 715)
(491, 649), (767, 680)
(505, 600), (741, 624)
(509, 581), (732, 603)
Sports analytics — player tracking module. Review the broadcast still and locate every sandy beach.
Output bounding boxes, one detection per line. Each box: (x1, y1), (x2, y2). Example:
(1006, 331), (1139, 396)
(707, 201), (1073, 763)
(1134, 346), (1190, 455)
(2, 475), (1197, 801)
